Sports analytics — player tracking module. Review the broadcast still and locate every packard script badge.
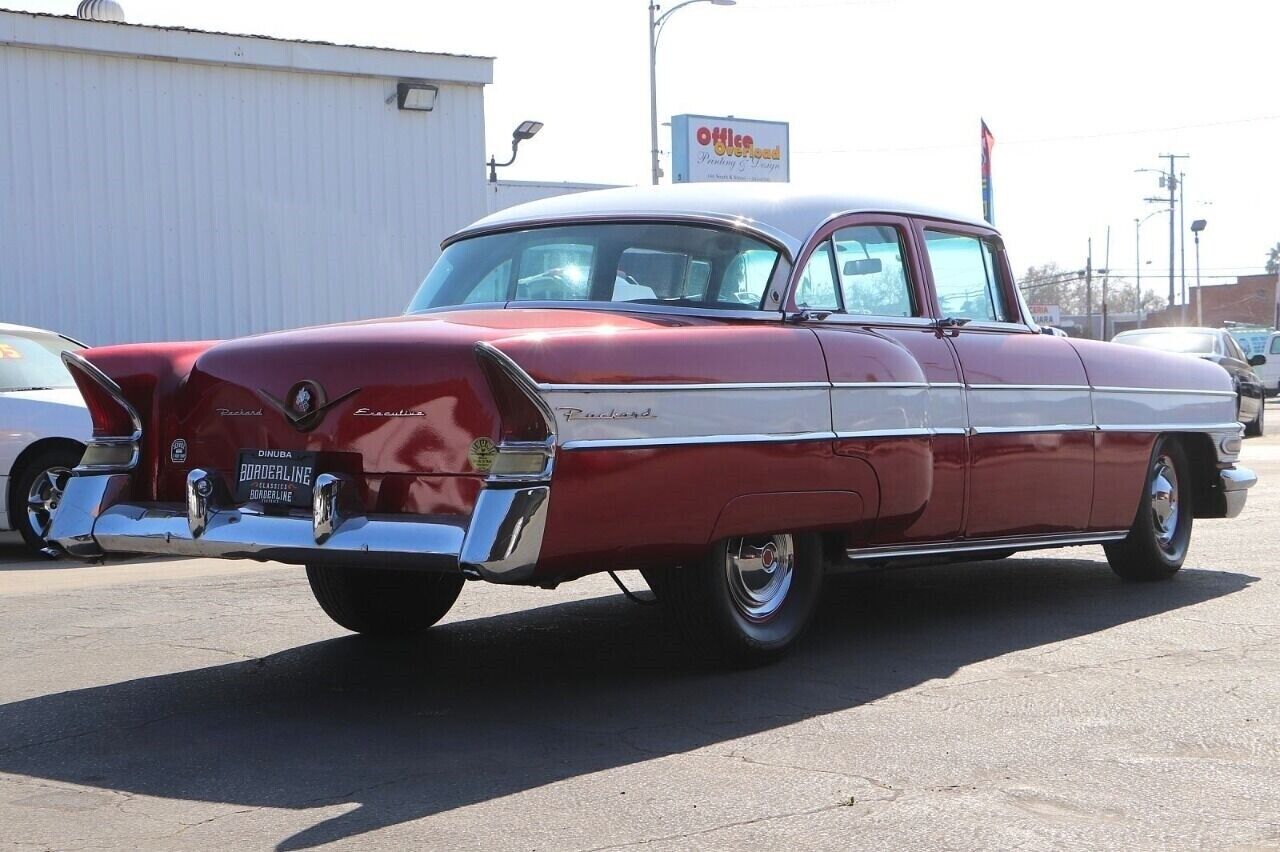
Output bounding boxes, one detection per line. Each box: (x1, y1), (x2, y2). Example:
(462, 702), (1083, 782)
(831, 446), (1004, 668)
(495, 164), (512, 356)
(468, 437), (498, 472)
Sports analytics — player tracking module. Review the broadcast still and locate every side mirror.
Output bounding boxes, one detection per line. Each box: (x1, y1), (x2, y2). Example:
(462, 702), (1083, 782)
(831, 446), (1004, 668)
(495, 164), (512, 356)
(1249, 354), (1267, 367)
(843, 258), (883, 276)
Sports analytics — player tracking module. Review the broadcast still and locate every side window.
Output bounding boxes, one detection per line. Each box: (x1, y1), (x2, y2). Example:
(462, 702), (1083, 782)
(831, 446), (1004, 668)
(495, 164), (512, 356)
(1269, 336), (1280, 355)
(832, 225), (915, 317)
(795, 242), (840, 310)
(463, 260), (512, 303)
(722, 249), (776, 306)
(514, 243), (594, 301)
(924, 230), (1013, 323)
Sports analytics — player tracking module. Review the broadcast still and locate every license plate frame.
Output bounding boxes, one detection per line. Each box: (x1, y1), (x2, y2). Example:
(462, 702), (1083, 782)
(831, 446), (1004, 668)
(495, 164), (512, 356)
(235, 449), (317, 508)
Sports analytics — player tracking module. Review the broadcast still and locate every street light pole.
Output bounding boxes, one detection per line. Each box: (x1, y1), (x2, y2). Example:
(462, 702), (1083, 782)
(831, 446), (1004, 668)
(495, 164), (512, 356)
(648, 1), (660, 186)
(648, 0), (735, 186)
(1191, 219), (1207, 326)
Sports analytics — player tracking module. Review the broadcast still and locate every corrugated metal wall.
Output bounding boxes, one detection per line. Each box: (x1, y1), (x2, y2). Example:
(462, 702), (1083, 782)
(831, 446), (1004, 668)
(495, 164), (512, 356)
(0, 44), (488, 344)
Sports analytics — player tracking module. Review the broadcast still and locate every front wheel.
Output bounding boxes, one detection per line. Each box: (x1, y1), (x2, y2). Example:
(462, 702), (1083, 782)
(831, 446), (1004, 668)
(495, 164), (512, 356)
(1245, 401), (1265, 437)
(656, 532), (823, 666)
(306, 564), (464, 636)
(12, 446), (81, 552)
(1104, 437), (1192, 581)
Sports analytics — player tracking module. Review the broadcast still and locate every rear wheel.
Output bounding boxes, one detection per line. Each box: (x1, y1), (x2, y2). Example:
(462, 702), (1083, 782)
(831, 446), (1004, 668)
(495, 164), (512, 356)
(11, 446), (81, 552)
(306, 564), (464, 636)
(657, 532), (823, 666)
(1104, 436), (1192, 581)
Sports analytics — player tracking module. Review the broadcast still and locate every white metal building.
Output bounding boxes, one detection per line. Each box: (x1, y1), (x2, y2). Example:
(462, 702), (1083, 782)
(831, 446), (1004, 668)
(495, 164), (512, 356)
(0, 8), (493, 345)
(485, 180), (620, 215)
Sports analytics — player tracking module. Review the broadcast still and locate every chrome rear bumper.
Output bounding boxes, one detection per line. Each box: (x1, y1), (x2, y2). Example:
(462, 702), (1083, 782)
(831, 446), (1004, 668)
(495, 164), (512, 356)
(47, 469), (549, 584)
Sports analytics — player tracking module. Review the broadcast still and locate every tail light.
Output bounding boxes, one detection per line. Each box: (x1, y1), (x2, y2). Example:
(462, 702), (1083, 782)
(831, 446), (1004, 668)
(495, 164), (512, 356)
(62, 351), (143, 471)
(474, 342), (556, 481)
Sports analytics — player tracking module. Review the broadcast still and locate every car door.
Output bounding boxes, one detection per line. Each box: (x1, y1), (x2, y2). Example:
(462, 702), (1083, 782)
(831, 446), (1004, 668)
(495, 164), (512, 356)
(913, 220), (1095, 538)
(790, 214), (966, 545)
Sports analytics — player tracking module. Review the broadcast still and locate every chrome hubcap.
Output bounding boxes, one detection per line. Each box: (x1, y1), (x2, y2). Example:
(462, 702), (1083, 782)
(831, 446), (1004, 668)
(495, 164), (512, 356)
(26, 466), (71, 540)
(1150, 454), (1180, 549)
(724, 533), (795, 622)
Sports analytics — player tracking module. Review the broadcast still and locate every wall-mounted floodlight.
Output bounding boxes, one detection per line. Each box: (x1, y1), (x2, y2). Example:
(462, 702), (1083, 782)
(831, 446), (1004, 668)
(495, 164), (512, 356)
(396, 82), (439, 111)
(488, 120), (544, 182)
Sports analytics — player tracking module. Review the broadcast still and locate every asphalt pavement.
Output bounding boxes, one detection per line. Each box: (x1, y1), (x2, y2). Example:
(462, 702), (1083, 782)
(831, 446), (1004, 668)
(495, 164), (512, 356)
(2, 409), (1278, 851)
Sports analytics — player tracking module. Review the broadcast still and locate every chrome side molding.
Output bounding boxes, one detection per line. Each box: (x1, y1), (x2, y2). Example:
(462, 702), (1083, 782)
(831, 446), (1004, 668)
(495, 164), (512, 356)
(846, 530), (1129, 562)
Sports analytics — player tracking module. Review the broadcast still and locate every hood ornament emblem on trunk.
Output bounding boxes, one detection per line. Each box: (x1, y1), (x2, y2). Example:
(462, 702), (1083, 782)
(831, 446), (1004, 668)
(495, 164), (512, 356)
(257, 380), (359, 432)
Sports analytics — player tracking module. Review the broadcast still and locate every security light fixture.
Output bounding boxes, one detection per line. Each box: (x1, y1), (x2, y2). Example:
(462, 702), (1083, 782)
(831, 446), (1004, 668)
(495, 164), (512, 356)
(396, 82), (439, 112)
(513, 120), (544, 141)
(488, 120), (545, 182)
(1190, 218), (1207, 233)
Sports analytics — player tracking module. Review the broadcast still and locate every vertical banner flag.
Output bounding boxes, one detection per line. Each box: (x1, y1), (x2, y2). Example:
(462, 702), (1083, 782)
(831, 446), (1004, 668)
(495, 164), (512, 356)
(980, 120), (995, 225)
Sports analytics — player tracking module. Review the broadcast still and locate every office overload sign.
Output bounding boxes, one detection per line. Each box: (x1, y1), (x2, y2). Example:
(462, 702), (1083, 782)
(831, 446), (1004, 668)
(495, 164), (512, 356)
(671, 114), (790, 184)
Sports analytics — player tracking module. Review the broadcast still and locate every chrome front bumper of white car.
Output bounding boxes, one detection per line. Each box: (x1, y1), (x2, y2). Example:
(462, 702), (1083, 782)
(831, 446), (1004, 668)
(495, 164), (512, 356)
(47, 468), (549, 584)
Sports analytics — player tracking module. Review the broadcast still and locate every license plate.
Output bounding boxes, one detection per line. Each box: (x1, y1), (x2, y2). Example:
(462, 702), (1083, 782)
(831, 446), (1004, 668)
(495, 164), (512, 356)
(235, 449), (317, 508)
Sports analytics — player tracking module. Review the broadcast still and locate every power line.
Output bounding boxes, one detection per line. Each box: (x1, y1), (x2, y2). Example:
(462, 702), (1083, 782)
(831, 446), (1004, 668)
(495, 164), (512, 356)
(793, 113), (1280, 156)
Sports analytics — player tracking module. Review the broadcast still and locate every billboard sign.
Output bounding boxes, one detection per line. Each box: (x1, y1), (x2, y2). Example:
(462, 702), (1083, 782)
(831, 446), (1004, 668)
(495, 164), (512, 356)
(671, 114), (789, 184)
(1029, 304), (1061, 326)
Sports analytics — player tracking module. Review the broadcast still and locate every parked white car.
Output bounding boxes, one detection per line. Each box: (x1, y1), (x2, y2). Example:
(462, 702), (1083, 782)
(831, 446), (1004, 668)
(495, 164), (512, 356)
(1256, 331), (1280, 396)
(1, 323), (90, 551)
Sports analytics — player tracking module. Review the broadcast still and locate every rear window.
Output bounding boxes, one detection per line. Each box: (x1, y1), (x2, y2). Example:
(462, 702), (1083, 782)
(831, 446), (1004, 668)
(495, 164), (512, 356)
(0, 333), (80, 392)
(407, 223), (781, 313)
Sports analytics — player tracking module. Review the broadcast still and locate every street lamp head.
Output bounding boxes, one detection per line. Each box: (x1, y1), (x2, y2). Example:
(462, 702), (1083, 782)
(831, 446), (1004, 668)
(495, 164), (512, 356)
(710, 0), (737, 5)
(1190, 219), (1207, 233)
(513, 120), (544, 141)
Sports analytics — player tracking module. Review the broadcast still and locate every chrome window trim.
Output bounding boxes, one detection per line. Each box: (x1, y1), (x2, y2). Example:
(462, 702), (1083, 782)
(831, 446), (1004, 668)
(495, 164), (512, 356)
(441, 213), (796, 263)
(951, 320), (1037, 333)
(846, 530), (1128, 561)
(804, 314), (935, 328)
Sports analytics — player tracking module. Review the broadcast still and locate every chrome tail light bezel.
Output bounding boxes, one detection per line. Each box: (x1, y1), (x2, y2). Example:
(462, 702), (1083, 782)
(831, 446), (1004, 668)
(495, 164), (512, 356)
(61, 350), (143, 473)
(473, 342), (557, 483)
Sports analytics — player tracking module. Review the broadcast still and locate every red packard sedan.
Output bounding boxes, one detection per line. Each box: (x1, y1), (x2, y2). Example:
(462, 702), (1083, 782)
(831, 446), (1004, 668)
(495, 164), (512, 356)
(49, 185), (1256, 664)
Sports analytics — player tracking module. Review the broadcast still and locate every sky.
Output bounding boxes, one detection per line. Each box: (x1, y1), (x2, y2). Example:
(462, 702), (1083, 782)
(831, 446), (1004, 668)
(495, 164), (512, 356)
(17, 0), (1280, 305)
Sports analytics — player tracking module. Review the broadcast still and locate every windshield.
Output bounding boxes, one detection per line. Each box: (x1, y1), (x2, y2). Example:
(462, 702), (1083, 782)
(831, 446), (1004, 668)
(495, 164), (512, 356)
(0, 332), (81, 392)
(1114, 330), (1217, 355)
(406, 223), (782, 313)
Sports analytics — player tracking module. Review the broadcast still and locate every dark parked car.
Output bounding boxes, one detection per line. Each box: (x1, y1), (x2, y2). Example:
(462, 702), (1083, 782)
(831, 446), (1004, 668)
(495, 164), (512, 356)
(1113, 326), (1267, 436)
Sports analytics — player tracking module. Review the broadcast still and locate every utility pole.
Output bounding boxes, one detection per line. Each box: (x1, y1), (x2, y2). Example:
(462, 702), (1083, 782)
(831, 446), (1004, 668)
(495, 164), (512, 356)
(1085, 238), (1093, 339)
(1157, 153), (1189, 312)
(1102, 225), (1111, 338)
(1178, 171), (1187, 322)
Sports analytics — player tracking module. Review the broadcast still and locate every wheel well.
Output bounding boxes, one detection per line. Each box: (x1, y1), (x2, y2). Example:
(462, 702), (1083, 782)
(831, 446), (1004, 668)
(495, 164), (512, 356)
(6, 437), (85, 526)
(1170, 432), (1219, 519)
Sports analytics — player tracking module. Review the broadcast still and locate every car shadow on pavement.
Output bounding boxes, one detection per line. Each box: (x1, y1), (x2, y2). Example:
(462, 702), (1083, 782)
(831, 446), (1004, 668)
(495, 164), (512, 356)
(0, 558), (1256, 850)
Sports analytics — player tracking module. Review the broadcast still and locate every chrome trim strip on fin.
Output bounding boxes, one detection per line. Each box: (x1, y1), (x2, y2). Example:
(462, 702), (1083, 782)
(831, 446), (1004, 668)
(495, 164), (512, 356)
(1093, 385), (1239, 398)
(539, 381), (831, 392)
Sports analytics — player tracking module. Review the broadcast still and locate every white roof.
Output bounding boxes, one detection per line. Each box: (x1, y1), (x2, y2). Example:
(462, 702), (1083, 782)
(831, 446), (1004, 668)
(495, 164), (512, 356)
(0, 9), (493, 84)
(460, 183), (992, 256)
